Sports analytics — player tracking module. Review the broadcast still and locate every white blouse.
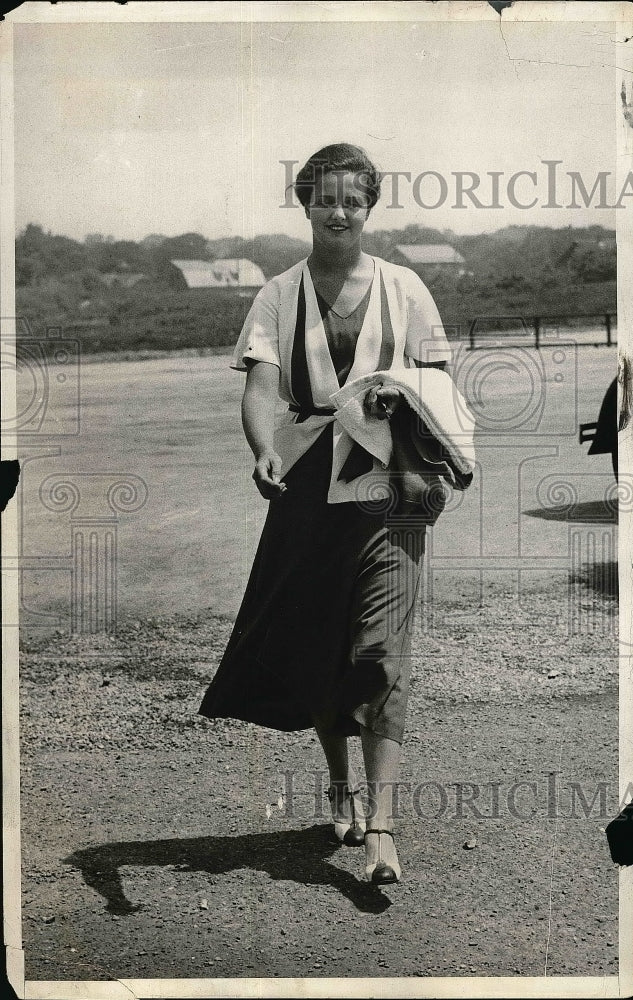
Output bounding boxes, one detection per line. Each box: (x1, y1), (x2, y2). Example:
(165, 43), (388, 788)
(231, 255), (452, 503)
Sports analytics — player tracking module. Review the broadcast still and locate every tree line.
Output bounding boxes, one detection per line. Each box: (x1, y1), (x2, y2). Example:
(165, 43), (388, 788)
(15, 222), (616, 352)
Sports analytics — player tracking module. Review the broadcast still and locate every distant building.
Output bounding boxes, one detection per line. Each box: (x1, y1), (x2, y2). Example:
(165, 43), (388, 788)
(171, 258), (265, 290)
(99, 272), (147, 289)
(392, 244), (466, 280)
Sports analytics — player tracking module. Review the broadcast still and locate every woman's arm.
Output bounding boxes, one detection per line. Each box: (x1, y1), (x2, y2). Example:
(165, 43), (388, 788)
(403, 268), (452, 368)
(242, 360), (286, 498)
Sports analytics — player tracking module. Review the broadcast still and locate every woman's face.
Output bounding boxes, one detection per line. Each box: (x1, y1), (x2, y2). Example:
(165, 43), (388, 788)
(304, 171), (371, 248)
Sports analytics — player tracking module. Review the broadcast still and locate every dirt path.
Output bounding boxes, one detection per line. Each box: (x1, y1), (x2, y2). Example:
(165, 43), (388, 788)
(18, 577), (619, 984)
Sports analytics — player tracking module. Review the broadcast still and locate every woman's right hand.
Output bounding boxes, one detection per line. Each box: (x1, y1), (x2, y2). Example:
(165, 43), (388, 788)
(253, 450), (287, 499)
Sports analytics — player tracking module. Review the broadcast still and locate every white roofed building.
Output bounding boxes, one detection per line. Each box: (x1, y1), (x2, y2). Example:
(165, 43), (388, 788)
(392, 244), (467, 280)
(171, 258), (266, 289)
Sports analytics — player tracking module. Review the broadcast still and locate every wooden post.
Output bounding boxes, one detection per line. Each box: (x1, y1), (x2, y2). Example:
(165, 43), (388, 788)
(606, 313), (612, 347)
(534, 316), (540, 350)
(468, 319), (476, 351)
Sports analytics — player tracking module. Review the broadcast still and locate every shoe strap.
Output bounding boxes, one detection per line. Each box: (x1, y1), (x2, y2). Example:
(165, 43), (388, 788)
(327, 785), (363, 827)
(326, 785), (362, 801)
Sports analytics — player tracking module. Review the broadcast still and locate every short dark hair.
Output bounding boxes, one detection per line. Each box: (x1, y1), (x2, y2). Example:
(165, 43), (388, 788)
(293, 143), (381, 210)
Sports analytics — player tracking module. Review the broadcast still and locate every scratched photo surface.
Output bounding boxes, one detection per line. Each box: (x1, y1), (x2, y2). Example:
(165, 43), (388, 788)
(9, 8), (623, 990)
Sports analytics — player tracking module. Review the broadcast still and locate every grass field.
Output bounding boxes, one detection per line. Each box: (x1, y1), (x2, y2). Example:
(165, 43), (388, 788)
(15, 343), (620, 983)
(14, 340), (619, 637)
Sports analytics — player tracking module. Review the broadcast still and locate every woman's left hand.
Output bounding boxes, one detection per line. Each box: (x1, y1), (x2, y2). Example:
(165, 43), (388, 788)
(364, 385), (401, 420)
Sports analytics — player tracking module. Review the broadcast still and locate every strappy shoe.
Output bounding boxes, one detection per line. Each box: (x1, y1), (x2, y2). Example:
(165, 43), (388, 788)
(326, 785), (366, 847)
(364, 829), (401, 884)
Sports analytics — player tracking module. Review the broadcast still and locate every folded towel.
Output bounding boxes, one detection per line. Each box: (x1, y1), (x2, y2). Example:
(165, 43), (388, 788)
(330, 367), (476, 478)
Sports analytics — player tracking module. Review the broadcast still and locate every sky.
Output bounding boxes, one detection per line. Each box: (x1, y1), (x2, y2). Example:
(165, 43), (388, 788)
(12, 16), (620, 243)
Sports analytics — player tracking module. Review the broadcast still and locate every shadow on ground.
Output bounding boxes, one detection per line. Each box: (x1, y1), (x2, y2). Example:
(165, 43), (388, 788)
(64, 824), (392, 917)
(523, 500), (617, 523)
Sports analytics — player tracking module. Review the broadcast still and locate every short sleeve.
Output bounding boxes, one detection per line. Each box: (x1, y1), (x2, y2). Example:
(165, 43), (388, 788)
(404, 270), (452, 366)
(230, 279), (281, 371)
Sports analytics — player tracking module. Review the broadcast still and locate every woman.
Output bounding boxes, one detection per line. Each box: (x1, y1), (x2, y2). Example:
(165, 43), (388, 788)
(199, 143), (452, 884)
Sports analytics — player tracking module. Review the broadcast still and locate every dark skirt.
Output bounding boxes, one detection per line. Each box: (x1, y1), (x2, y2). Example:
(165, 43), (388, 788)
(198, 424), (426, 743)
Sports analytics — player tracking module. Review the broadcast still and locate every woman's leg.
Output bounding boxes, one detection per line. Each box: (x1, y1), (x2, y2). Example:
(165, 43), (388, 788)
(312, 714), (364, 834)
(313, 715), (350, 786)
(360, 725), (401, 876)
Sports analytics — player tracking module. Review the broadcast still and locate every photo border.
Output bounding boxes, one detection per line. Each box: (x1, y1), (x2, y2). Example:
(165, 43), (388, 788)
(1, 2), (631, 998)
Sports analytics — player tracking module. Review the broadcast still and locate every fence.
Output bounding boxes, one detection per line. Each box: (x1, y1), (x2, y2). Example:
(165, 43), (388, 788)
(467, 313), (617, 350)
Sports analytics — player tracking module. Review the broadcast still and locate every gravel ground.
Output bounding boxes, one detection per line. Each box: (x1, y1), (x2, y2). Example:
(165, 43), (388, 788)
(19, 576), (619, 984)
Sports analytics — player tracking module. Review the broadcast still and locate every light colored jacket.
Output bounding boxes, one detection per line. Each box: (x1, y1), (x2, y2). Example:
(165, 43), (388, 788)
(231, 255), (456, 504)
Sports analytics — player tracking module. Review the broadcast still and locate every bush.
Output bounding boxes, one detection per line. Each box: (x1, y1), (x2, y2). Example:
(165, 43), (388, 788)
(14, 223), (617, 353)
